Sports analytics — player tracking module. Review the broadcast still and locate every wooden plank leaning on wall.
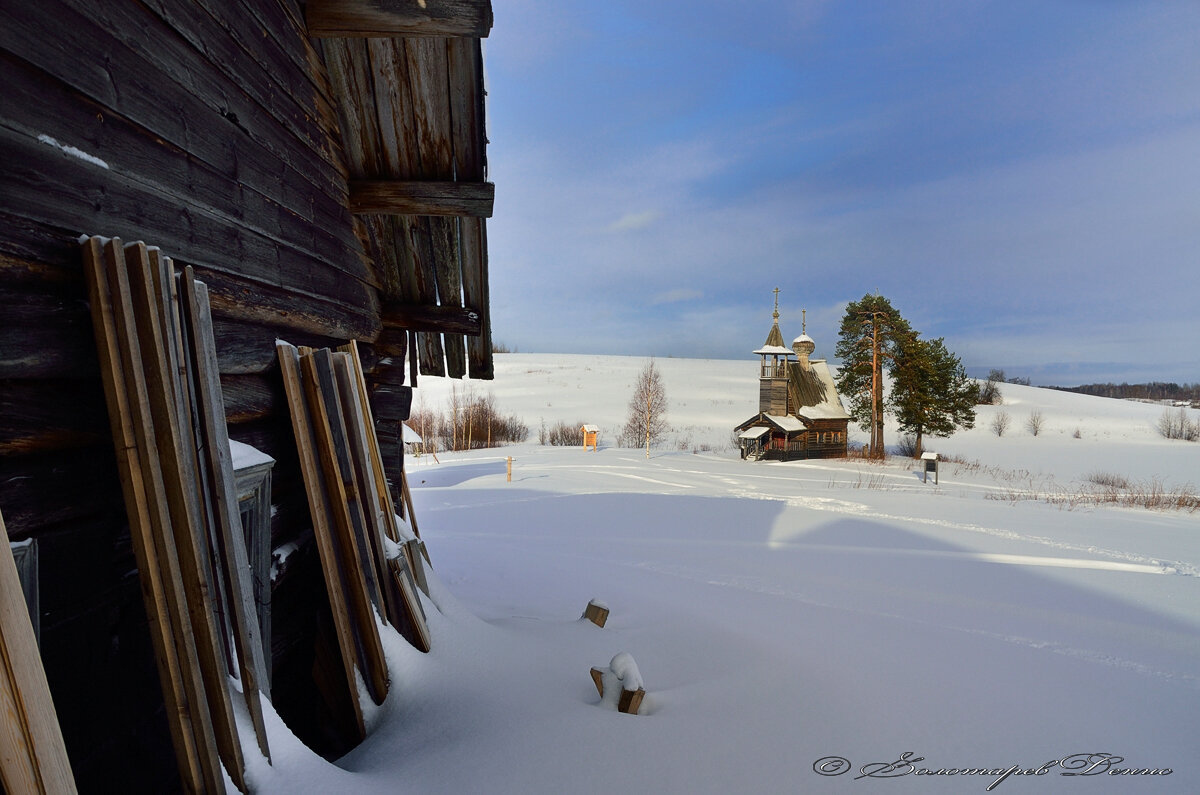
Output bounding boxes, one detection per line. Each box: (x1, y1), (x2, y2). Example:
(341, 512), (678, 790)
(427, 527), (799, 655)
(82, 237), (271, 793)
(0, 508), (77, 794)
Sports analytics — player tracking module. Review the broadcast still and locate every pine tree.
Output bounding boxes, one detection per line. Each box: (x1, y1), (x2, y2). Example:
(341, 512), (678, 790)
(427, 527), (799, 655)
(621, 360), (669, 457)
(890, 336), (978, 457)
(834, 294), (912, 457)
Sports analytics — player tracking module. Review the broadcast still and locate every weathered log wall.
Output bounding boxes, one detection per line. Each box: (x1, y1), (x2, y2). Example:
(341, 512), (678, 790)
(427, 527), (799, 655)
(0, 0), (411, 786)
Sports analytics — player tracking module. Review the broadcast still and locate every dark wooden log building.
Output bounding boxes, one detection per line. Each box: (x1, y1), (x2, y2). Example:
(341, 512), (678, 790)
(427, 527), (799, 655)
(735, 299), (850, 460)
(0, 0), (494, 789)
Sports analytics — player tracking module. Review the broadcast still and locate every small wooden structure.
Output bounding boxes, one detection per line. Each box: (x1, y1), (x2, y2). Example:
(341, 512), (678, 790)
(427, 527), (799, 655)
(922, 451), (940, 484)
(735, 296), (850, 461)
(581, 424), (599, 451)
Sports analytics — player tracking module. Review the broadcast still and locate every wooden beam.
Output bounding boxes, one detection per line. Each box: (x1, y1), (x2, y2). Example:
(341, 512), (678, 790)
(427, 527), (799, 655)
(381, 302), (481, 335)
(348, 180), (494, 217)
(307, 0), (493, 38)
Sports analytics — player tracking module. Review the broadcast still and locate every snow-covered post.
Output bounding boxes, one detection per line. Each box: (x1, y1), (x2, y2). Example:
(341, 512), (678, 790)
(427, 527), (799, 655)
(590, 652), (646, 715)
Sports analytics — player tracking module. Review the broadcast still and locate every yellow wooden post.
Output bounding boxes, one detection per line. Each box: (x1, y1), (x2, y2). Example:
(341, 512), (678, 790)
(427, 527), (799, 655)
(506, 456), (512, 483)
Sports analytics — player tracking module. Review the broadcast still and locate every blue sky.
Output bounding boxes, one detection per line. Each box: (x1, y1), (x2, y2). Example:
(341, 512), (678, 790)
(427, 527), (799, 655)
(481, 1), (1200, 386)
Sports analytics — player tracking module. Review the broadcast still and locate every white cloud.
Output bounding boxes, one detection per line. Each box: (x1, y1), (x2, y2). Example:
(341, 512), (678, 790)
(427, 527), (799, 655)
(609, 211), (661, 231)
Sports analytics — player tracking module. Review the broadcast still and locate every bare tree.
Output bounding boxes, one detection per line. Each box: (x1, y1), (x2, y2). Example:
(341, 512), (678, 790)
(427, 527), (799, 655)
(621, 360), (669, 457)
(1026, 408), (1044, 436)
(977, 369), (1004, 405)
(1158, 407), (1199, 441)
(991, 410), (1011, 437)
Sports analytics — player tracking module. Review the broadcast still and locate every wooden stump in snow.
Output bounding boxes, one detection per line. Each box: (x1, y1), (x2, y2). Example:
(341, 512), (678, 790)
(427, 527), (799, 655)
(590, 652), (646, 715)
(582, 598), (609, 627)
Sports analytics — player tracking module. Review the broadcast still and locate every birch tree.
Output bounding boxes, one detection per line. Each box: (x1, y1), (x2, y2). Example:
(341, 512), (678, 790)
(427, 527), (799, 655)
(621, 360), (669, 457)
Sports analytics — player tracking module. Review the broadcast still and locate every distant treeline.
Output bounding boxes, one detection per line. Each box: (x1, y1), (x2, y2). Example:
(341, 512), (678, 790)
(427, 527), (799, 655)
(1047, 382), (1200, 402)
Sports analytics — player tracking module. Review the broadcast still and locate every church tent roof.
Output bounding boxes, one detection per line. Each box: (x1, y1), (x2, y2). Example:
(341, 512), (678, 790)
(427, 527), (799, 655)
(787, 359), (850, 420)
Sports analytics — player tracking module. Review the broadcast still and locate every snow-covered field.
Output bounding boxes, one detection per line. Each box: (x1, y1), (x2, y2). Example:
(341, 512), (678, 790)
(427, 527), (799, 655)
(252, 354), (1199, 793)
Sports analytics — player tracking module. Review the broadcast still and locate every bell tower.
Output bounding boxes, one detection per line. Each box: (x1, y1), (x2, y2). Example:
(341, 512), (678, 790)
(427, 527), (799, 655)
(754, 289), (792, 415)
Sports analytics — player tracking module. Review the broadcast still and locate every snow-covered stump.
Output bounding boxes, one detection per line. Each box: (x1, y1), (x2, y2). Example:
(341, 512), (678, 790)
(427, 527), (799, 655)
(582, 598), (609, 627)
(590, 652), (646, 715)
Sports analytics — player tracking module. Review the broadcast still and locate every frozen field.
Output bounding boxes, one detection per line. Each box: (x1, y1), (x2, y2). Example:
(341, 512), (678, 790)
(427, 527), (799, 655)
(251, 354), (1200, 793)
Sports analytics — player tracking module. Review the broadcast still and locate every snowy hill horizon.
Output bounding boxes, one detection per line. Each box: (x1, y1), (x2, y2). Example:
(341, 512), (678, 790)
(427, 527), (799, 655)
(250, 352), (1199, 793)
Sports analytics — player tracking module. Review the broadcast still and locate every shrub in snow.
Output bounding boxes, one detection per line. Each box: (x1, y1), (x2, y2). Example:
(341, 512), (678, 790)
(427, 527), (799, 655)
(411, 388), (529, 451)
(895, 434), (918, 458)
(1157, 407), (1199, 441)
(1026, 409), (1044, 436)
(990, 411), (1010, 437)
(539, 419), (585, 446)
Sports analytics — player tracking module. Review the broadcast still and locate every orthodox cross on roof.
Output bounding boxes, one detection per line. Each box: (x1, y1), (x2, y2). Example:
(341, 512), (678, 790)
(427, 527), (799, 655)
(802, 308), (806, 334)
(772, 287), (780, 320)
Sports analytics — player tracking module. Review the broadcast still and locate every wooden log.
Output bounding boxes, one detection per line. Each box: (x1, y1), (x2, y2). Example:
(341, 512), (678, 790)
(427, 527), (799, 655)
(1, 0), (356, 243)
(348, 180), (494, 217)
(0, 379), (108, 455)
(0, 508), (78, 795)
(0, 286), (98, 380)
(219, 373), (280, 423)
(276, 342), (367, 741)
(381, 302), (481, 335)
(0, 447), (124, 534)
(306, 0), (493, 38)
(0, 128), (377, 341)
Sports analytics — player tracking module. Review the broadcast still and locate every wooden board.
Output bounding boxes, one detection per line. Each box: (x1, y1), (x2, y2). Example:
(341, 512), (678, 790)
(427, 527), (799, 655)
(276, 342), (368, 741)
(300, 349), (390, 705)
(179, 267), (272, 760)
(333, 352), (401, 628)
(82, 236), (223, 793)
(0, 508), (77, 795)
(388, 556), (430, 653)
(336, 341), (402, 544)
(121, 242), (249, 790)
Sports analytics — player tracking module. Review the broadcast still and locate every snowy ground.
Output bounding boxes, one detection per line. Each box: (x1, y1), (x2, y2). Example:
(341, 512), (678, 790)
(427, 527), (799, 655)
(251, 354), (1199, 793)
